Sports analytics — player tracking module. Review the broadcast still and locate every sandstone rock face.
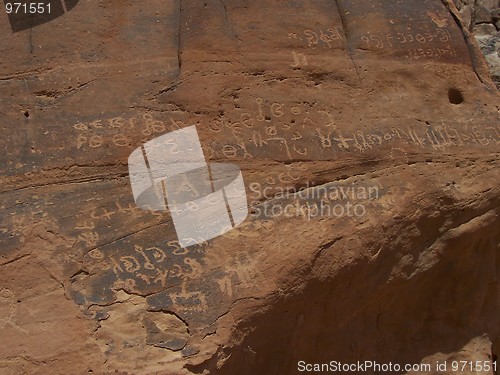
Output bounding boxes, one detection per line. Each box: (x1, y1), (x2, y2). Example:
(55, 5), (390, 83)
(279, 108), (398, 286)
(0, 1), (499, 374)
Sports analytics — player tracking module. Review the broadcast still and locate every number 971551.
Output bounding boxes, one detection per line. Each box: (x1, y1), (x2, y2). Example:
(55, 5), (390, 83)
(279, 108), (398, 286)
(5, 2), (51, 14)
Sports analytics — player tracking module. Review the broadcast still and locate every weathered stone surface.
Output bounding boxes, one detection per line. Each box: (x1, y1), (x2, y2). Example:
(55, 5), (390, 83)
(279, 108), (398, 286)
(452, 0), (500, 87)
(0, 0), (499, 374)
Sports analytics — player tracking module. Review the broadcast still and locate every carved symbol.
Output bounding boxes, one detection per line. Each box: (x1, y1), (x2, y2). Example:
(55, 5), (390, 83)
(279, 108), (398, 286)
(291, 51), (308, 67)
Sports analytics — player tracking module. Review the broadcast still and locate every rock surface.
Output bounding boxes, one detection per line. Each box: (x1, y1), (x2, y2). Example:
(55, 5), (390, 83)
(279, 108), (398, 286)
(0, 0), (499, 374)
(453, 0), (500, 87)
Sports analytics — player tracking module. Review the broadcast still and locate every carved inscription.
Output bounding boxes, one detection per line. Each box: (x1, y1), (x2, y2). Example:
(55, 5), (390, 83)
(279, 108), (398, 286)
(359, 28), (458, 60)
(206, 97), (499, 162)
(110, 244), (203, 288)
(73, 114), (188, 150)
(288, 28), (343, 49)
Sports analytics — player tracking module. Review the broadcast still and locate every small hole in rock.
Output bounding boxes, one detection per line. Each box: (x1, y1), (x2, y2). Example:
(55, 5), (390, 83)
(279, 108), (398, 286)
(24, 111), (30, 118)
(448, 88), (464, 104)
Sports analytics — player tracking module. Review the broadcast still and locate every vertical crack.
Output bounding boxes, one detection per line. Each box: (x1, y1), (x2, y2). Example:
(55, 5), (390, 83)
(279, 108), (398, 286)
(218, 0), (242, 42)
(218, 0), (228, 25)
(177, 0), (183, 70)
(29, 28), (33, 54)
(332, 0), (361, 80)
(470, 0), (478, 33)
(28, 15), (34, 54)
